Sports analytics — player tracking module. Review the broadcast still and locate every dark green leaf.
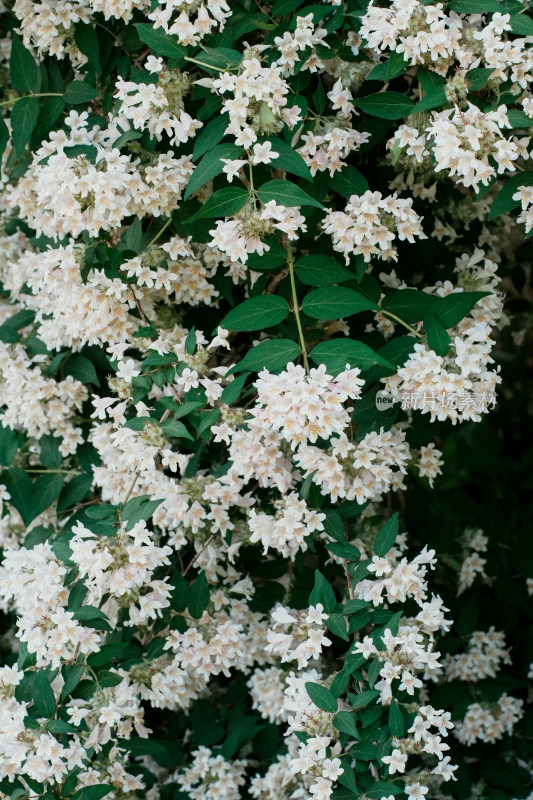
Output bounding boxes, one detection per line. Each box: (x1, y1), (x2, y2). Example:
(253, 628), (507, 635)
(325, 613), (350, 641)
(160, 420), (194, 439)
(227, 339), (301, 374)
(333, 710), (359, 738)
(302, 287), (379, 320)
(187, 187), (249, 221)
(10, 35), (38, 92)
(388, 700), (405, 737)
(60, 664), (86, 702)
(64, 355), (100, 385)
(74, 23), (102, 71)
(324, 166), (369, 199)
(33, 670), (56, 718)
(509, 13), (533, 35)
(0, 117), (8, 178)
(221, 295), (290, 331)
(305, 682), (338, 713)
(352, 92), (415, 120)
(424, 312), (451, 355)
(188, 571), (210, 618)
(185, 144), (242, 198)
(488, 172), (533, 220)
(193, 115), (229, 160)
(11, 97), (40, 157)
(266, 137), (312, 179)
(57, 474), (93, 511)
(134, 23), (187, 60)
(449, 0), (501, 10)
(374, 513), (399, 557)
(381, 288), (440, 324)
(64, 81), (99, 104)
(310, 339), (394, 374)
(309, 569), (337, 613)
(467, 67), (495, 91)
(72, 785), (115, 800)
(435, 291), (490, 328)
(295, 255), (354, 286)
(257, 179), (324, 209)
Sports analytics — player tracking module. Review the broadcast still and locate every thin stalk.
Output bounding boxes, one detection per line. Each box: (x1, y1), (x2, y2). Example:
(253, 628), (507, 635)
(0, 93), (63, 109)
(380, 308), (423, 339)
(146, 217), (172, 248)
(286, 240), (310, 372)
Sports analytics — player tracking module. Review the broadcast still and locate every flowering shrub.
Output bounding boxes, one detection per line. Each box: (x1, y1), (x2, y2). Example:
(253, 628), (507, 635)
(0, 1), (532, 799)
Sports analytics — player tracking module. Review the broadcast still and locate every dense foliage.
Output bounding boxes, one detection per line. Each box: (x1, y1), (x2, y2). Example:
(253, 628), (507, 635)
(0, 1), (532, 799)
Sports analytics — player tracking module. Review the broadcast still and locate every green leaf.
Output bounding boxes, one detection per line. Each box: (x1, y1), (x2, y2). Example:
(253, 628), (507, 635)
(187, 187), (249, 221)
(122, 495), (164, 529)
(378, 336), (417, 367)
(326, 541), (361, 561)
(33, 670), (56, 718)
(190, 47), (242, 72)
(302, 287), (379, 320)
(266, 137), (312, 179)
(188, 571), (210, 618)
(134, 23), (187, 60)
(57, 474), (93, 511)
(74, 23), (102, 72)
(185, 144), (242, 199)
(11, 97), (40, 157)
(10, 34), (38, 92)
(309, 569), (337, 613)
(325, 613), (350, 641)
(63, 355), (100, 385)
(193, 115), (228, 160)
(381, 288), (440, 324)
(309, 339), (394, 374)
(349, 689), (379, 710)
(509, 13), (533, 35)
(221, 295), (290, 331)
(60, 664), (86, 702)
(257, 179), (324, 209)
(467, 67), (495, 91)
(220, 372), (249, 403)
(424, 312), (451, 355)
(413, 86), (447, 113)
(1, 469), (63, 526)
(435, 291), (490, 328)
(505, 109), (533, 128)
(305, 682), (338, 713)
(342, 598), (372, 615)
(46, 719), (77, 734)
(365, 782), (404, 798)
(295, 255), (354, 287)
(352, 92), (415, 120)
(388, 700), (405, 737)
(333, 710), (359, 738)
(247, 240), (287, 272)
(72, 606), (111, 622)
(488, 171), (533, 220)
(0, 116), (8, 178)
(0, 425), (21, 466)
(374, 513), (399, 557)
(324, 166), (369, 199)
(72, 785), (115, 800)
(97, 670), (123, 687)
(160, 420), (194, 439)
(64, 81), (99, 104)
(227, 339), (301, 374)
(449, 0), (501, 10)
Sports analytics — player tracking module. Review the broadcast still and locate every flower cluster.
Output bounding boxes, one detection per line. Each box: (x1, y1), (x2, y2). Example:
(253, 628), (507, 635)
(322, 190), (427, 263)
